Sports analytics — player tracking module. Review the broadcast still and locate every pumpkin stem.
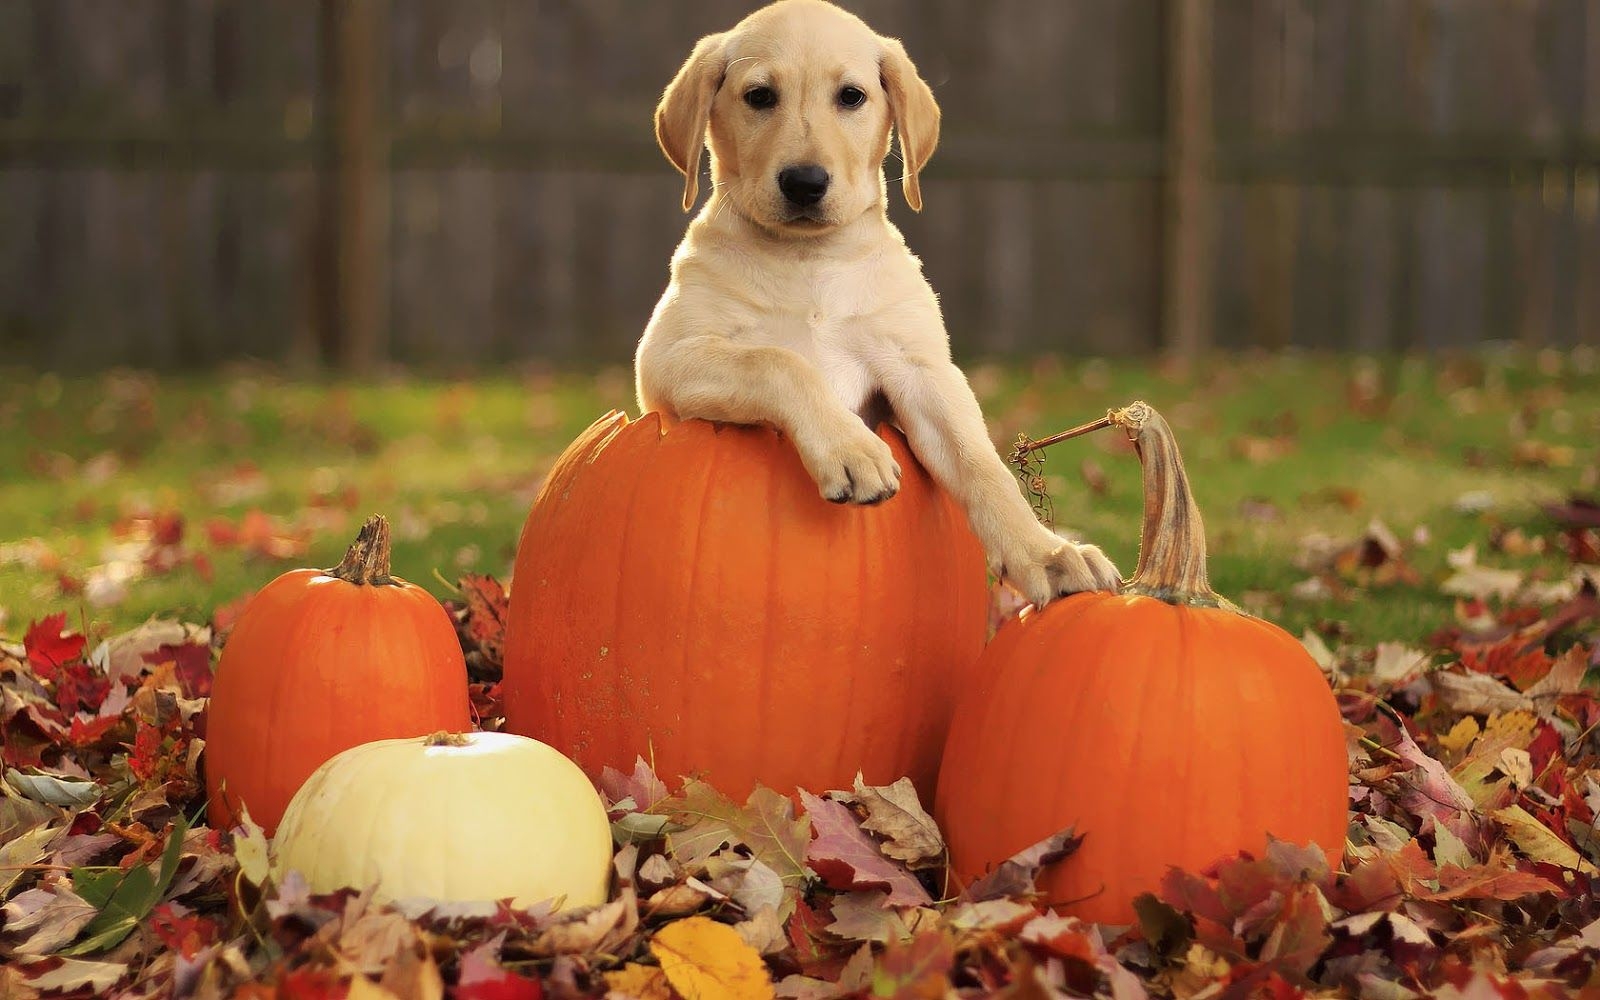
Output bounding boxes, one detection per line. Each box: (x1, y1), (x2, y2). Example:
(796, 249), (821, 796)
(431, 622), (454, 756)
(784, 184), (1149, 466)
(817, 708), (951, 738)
(423, 731), (472, 747)
(1107, 402), (1236, 611)
(1016, 402), (1236, 611)
(325, 515), (397, 586)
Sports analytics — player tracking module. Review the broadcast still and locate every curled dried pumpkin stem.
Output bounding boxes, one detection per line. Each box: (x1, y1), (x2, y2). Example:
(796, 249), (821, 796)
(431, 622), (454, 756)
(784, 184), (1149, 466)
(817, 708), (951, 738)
(325, 514), (396, 586)
(423, 731), (472, 747)
(1015, 401), (1237, 612)
(1108, 403), (1236, 611)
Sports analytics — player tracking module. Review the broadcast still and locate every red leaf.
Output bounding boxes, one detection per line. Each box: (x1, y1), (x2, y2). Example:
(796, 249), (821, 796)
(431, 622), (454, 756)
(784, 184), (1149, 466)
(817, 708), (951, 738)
(24, 613), (85, 679)
(149, 902), (219, 959)
(800, 791), (931, 906)
(66, 714), (121, 748)
(53, 662), (111, 714)
(128, 722), (168, 782)
(458, 573), (509, 659)
(276, 967), (350, 1000)
(468, 682), (505, 727)
(1431, 864), (1561, 902)
(785, 899), (843, 978)
(1461, 636), (1552, 691)
(143, 641), (213, 699)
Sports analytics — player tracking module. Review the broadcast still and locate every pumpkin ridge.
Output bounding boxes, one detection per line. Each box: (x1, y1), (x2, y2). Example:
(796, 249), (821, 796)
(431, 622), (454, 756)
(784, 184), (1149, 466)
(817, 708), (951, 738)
(756, 433), (781, 780)
(260, 577), (325, 823)
(585, 409), (632, 466)
(676, 422), (723, 778)
(1098, 598), (1175, 908)
(840, 468), (869, 781)
(608, 422), (661, 769)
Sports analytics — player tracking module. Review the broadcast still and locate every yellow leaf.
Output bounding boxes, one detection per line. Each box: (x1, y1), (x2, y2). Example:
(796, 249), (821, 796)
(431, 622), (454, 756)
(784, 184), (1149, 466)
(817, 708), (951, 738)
(232, 804), (271, 887)
(1435, 717), (1479, 758)
(648, 916), (775, 1000)
(1491, 806), (1597, 874)
(605, 963), (674, 1000)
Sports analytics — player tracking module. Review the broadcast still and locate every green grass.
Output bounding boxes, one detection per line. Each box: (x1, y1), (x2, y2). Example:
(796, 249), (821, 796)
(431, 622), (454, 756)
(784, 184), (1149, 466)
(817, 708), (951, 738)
(1, 351), (1595, 646)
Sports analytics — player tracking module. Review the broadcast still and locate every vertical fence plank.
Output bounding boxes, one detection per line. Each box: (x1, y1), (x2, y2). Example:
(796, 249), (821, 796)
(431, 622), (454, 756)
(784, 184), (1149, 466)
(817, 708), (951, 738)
(1161, 0), (1215, 357)
(333, 0), (390, 371)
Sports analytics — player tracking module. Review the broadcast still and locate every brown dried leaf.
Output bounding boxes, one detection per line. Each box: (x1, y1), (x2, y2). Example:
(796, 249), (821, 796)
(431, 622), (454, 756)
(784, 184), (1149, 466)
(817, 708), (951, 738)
(850, 775), (943, 867)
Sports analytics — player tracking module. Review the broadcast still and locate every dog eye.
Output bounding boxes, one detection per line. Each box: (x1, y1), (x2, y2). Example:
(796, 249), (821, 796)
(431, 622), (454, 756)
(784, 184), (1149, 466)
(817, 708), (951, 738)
(838, 86), (866, 109)
(744, 86), (777, 110)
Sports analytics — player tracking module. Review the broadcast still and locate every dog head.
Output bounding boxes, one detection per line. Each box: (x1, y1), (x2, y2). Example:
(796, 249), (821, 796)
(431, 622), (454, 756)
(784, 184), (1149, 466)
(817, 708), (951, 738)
(655, 0), (940, 235)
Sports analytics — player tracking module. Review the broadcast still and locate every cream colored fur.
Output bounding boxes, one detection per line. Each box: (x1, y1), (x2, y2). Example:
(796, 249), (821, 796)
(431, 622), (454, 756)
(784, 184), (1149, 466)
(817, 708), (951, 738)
(635, 0), (1119, 606)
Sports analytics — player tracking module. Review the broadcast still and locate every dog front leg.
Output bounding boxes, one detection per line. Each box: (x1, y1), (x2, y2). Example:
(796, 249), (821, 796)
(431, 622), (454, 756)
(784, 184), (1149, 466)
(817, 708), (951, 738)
(637, 334), (902, 505)
(875, 356), (1120, 606)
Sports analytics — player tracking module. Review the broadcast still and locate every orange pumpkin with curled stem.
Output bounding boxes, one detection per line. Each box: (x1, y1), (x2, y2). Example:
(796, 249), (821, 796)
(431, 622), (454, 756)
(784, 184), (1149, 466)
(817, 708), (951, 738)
(936, 402), (1349, 925)
(205, 515), (471, 835)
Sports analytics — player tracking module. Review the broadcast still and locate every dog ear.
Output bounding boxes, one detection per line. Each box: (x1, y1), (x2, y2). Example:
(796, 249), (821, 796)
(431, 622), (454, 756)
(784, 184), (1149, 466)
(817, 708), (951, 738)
(879, 37), (940, 212)
(656, 32), (727, 212)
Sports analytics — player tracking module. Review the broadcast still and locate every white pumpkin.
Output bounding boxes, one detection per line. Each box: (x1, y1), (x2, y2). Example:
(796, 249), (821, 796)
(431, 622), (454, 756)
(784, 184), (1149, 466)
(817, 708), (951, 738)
(273, 730), (612, 909)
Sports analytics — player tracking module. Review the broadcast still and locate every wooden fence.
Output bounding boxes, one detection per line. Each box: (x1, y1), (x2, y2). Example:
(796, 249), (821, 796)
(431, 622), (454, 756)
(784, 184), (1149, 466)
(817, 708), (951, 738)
(2, 0), (1598, 370)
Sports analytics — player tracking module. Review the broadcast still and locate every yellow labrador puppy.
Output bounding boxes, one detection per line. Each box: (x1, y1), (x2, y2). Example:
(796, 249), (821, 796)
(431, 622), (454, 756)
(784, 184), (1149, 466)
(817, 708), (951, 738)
(635, 0), (1119, 606)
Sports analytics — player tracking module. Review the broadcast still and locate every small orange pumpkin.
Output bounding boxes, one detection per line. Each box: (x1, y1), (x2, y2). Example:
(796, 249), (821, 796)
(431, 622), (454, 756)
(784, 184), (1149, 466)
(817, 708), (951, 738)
(501, 411), (988, 801)
(936, 402), (1349, 924)
(205, 515), (471, 834)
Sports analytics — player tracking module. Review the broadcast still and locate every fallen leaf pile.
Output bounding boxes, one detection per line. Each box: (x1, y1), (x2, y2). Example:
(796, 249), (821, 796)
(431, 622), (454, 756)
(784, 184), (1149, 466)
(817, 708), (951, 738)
(2, 507), (1598, 999)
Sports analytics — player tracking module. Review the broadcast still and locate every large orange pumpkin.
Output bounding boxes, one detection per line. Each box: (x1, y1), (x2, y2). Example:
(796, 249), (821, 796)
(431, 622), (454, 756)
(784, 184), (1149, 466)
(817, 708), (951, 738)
(205, 515), (471, 834)
(502, 411), (988, 800)
(937, 402), (1349, 925)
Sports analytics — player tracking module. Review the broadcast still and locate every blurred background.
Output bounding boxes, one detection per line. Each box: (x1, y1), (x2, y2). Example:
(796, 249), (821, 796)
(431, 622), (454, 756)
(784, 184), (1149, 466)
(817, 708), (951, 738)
(4, 0), (1597, 372)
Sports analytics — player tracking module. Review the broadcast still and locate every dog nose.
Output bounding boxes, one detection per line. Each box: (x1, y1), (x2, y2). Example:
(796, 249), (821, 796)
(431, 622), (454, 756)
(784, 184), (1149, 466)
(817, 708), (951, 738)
(778, 165), (830, 207)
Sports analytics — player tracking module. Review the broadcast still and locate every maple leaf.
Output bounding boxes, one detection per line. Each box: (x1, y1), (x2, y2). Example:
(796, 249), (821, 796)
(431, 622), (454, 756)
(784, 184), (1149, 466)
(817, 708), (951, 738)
(600, 755), (670, 813)
(127, 722), (168, 783)
(604, 963), (668, 1000)
(666, 782), (810, 890)
(141, 640), (213, 699)
(51, 662), (110, 715)
(147, 900), (218, 959)
(1256, 881), (1330, 979)
(1430, 863), (1560, 901)
(784, 899), (843, 978)
(452, 573), (509, 682)
(64, 715), (120, 749)
(871, 931), (954, 1000)
(824, 890), (908, 943)
(24, 614), (85, 680)
(961, 827), (1083, 903)
(799, 791), (930, 906)
(849, 775), (944, 867)
(649, 915), (776, 1000)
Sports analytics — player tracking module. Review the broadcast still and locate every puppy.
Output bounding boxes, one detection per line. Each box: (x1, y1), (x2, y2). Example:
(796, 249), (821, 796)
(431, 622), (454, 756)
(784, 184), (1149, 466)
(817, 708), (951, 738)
(634, 0), (1119, 607)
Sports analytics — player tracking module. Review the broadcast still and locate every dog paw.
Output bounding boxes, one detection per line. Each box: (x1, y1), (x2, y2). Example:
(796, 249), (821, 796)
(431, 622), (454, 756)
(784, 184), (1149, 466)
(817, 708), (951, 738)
(1004, 535), (1121, 608)
(800, 425), (901, 505)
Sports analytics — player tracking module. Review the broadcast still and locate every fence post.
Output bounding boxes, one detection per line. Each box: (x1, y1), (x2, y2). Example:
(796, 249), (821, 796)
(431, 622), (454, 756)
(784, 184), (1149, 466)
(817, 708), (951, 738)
(1161, 0), (1215, 358)
(332, 0), (390, 371)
